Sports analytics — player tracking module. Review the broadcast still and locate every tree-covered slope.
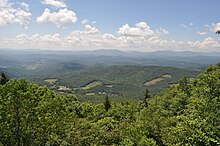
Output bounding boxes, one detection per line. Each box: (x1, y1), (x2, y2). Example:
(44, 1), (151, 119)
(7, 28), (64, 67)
(50, 65), (201, 100)
(138, 63), (220, 145)
(0, 63), (219, 145)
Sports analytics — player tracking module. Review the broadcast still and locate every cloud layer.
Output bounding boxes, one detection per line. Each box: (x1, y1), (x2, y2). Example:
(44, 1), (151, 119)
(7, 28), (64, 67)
(1, 23), (220, 52)
(0, 1), (219, 52)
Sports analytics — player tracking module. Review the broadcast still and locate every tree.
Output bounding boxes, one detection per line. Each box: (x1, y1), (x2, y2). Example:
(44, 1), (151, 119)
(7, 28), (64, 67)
(143, 89), (151, 107)
(145, 89), (151, 99)
(0, 72), (9, 85)
(216, 30), (220, 34)
(104, 96), (111, 111)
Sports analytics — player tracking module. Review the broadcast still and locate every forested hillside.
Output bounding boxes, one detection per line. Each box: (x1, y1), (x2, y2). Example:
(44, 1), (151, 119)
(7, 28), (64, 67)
(2, 62), (202, 102)
(0, 63), (220, 145)
(41, 65), (201, 101)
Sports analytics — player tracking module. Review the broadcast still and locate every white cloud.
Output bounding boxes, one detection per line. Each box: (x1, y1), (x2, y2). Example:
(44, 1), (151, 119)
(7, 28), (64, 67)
(197, 31), (208, 36)
(42, 0), (67, 8)
(92, 21), (96, 24)
(20, 2), (30, 11)
(181, 23), (195, 29)
(84, 25), (99, 34)
(0, 10), (15, 26)
(118, 22), (154, 37)
(156, 28), (169, 35)
(81, 19), (88, 25)
(0, 0), (31, 28)
(81, 19), (97, 25)
(135, 22), (151, 30)
(37, 8), (77, 28)
(15, 10), (32, 29)
(37, 8), (52, 24)
(16, 33), (28, 39)
(197, 37), (220, 48)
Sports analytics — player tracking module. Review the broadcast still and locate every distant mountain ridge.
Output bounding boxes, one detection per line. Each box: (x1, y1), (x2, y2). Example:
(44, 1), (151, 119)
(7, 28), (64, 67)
(1, 48), (220, 57)
(1, 48), (220, 68)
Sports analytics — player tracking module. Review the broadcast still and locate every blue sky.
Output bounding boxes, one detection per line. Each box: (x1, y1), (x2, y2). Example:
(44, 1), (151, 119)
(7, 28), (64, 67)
(0, 0), (219, 52)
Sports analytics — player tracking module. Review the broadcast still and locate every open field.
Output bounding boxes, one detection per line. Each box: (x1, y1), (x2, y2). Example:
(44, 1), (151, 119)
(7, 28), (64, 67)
(44, 79), (58, 84)
(82, 81), (103, 90)
(144, 74), (172, 86)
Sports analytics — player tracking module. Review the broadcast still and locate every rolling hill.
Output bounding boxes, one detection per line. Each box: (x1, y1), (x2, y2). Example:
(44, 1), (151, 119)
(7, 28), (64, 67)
(1, 49), (215, 102)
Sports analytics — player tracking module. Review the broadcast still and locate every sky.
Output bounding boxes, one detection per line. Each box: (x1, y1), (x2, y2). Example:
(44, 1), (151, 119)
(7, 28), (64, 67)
(0, 0), (220, 52)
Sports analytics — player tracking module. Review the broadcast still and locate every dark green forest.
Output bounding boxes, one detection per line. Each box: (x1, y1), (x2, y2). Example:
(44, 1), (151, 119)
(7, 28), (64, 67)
(38, 65), (201, 102)
(0, 63), (220, 146)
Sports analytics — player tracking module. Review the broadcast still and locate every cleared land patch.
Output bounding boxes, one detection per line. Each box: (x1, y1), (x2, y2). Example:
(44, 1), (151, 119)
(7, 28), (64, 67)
(82, 81), (103, 90)
(105, 84), (113, 88)
(85, 93), (96, 96)
(44, 79), (58, 84)
(162, 74), (172, 78)
(144, 74), (172, 86)
(58, 86), (71, 91)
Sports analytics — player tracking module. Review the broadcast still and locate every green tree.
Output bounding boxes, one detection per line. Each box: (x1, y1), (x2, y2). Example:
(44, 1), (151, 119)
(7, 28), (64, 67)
(216, 30), (220, 34)
(0, 79), (77, 146)
(144, 89), (151, 107)
(0, 72), (9, 85)
(104, 96), (111, 111)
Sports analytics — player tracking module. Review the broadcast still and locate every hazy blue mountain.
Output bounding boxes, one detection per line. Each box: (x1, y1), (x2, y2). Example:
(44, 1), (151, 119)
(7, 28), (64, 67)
(1, 49), (220, 68)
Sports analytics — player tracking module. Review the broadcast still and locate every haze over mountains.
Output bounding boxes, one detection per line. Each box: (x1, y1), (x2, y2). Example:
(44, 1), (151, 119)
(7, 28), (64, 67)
(1, 48), (220, 68)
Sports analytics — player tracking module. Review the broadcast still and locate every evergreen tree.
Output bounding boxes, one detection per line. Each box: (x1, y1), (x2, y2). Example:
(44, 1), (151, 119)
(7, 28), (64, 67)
(104, 96), (111, 111)
(0, 72), (9, 85)
(144, 89), (151, 107)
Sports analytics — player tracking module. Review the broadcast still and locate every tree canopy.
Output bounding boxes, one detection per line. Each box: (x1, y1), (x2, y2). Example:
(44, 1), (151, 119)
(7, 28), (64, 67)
(0, 63), (220, 145)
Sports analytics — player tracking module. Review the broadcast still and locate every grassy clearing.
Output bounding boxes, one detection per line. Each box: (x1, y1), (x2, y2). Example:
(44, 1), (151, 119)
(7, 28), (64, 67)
(162, 74), (172, 78)
(82, 81), (103, 90)
(105, 85), (113, 88)
(144, 78), (165, 86)
(58, 86), (71, 91)
(44, 79), (58, 84)
(85, 93), (96, 96)
(144, 74), (172, 86)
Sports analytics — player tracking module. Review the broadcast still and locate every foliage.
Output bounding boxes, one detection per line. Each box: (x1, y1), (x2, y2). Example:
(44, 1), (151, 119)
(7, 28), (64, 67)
(0, 63), (220, 145)
(138, 63), (220, 145)
(3, 62), (202, 101)
(0, 79), (77, 145)
(49, 65), (201, 102)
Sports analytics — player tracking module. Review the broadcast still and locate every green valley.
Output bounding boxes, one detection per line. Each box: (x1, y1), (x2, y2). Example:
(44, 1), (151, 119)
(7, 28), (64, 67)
(48, 65), (201, 102)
